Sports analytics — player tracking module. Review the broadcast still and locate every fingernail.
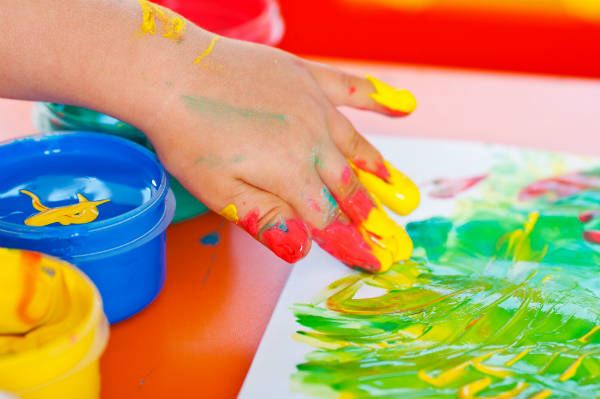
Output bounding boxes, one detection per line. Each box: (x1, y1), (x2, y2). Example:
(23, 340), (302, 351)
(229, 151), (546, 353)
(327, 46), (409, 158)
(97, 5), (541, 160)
(264, 220), (310, 263)
(352, 160), (420, 216)
(365, 75), (417, 115)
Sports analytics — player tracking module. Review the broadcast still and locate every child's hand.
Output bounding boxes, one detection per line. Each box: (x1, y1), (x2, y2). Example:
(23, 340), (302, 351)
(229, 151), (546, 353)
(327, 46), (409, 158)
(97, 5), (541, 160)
(0, 0), (419, 272)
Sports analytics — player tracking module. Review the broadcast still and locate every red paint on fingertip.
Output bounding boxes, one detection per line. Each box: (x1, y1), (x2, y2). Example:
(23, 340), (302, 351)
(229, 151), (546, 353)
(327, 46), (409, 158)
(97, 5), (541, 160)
(583, 230), (600, 244)
(312, 222), (381, 273)
(338, 189), (375, 223)
(240, 208), (259, 236)
(353, 159), (390, 181)
(341, 166), (352, 186)
(264, 220), (310, 263)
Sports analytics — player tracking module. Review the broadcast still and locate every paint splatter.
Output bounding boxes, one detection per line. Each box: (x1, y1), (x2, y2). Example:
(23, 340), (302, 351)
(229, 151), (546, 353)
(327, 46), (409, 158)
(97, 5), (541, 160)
(199, 231), (220, 247)
(240, 208), (259, 236)
(365, 74), (417, 115)
(194, 35), (220, 66)
(428, 174), (487, 199)
(263, 220), (310, 263)
(218, 204), (239, 222)
(181, 95), (286, 121)
(136, 0), (186, 43)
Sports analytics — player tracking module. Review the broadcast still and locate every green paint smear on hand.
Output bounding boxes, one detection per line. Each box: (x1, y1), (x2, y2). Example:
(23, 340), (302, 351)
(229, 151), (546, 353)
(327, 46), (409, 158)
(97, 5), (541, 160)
(181, 95), (285, 120)
(291, 152), (600, 399)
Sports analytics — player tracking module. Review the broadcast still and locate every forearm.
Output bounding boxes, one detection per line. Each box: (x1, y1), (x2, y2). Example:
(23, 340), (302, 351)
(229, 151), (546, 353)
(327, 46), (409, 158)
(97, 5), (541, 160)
(0, 0), (215, 134)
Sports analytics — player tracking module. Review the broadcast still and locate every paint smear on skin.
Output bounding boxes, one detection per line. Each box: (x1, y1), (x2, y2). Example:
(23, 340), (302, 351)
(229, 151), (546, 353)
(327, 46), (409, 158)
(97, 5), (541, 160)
(20, 190), (110, 227)
(240, 208), (259, 236)
(428, 175), (487, 199)
(353, 159), (391, 181)
(579, 209), (600, 223)
(341, 166), (352, 186)
(313, 188), (413, 273)
(349, 86), (356, 96)
(518, 170), (600, 201)
(320, 188), (340, 224)
(307, 196), (321, 213)
(365, 75), (417, 115)
(136, 0), (186, 43)
(351, 160), (420, 216)
(263, 220), (310, 263)
(218, 204), (239, 222)
(181, 95), (286, 121)
(199, 231), (220, 247)
(194, 35), (220, 66)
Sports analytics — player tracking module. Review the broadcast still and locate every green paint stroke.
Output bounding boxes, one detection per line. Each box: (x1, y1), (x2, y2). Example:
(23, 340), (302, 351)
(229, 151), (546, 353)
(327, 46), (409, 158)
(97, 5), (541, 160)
(181, 95), (285, 120)
(291, 153), (600, 399)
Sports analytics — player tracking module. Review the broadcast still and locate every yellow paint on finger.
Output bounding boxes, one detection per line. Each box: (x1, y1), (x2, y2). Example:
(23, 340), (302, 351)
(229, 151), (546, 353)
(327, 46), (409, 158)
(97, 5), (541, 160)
(194, 36), (220, 65)
(137, 0), (186, 43)
(365, 75), (417, 114)
(219, 203), (239, 222)
(352, 160), (420, 216)
(21, 190), (110, 227)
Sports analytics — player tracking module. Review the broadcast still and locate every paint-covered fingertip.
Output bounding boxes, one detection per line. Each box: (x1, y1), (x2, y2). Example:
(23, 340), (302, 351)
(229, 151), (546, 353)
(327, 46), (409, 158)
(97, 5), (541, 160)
(264, 220), (311, 264)
(365, 75), (417, 115)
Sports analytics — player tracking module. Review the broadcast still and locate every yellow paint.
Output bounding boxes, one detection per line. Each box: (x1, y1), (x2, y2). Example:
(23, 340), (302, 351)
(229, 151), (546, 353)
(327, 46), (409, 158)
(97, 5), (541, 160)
(352, 160), (420, 216)
(529, 389), (553, 399)
(559, 354), (588, 381)
(537, 348), (568, 374)
(360, 201), (413, 272)
(218, 203), (239, 222)
(578, 325), (600, 343)
(418, 349), (504, 387)
(458, 377), (491, 399)
(497, 212), (547, 262)
(365, 75), (417, 114)
(136, 0), (186, 43)
(194, 35), (221, 65)
(0, 248), (108, 398)
(504, 349), (531, 366)
(21, 190), (110, 227)
(542, 275), (553, 283)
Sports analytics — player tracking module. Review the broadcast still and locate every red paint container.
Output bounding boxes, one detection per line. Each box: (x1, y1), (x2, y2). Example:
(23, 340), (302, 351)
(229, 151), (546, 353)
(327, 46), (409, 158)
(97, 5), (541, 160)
(156, 0), (284, 45)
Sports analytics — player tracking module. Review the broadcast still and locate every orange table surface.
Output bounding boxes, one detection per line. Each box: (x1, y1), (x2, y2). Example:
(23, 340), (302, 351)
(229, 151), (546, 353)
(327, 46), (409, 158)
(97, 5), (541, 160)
(1, 60), (600, 399)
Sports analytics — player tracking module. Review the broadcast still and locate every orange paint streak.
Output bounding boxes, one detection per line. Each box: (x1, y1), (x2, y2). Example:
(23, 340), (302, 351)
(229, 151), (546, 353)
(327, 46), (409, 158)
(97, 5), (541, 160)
(17, 251), (42, 324)
(466, 313), (485, 329)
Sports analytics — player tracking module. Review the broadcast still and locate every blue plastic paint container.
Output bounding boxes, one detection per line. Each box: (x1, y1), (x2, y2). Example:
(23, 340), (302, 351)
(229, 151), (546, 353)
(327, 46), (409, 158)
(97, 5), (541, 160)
(0, 132), (176, 324)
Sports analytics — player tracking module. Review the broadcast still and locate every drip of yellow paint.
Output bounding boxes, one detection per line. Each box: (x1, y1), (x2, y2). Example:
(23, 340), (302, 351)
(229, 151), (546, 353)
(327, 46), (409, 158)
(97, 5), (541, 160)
(365, 75), (417, 114)
(21, 190), (110, 227)
(351, 160), (420, 216)
(136, 0), (186, 43)
(194, 36), (220, 65)
(218, 203), (239, 222)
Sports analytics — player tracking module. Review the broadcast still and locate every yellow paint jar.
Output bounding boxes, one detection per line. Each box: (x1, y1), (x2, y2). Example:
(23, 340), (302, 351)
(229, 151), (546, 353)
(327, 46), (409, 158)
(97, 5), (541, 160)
(0, 248), (109, 399)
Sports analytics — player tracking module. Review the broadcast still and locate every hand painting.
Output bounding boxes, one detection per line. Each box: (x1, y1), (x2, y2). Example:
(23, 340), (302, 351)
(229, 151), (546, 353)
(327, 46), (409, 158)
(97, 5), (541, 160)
(0, 0), (420, 272)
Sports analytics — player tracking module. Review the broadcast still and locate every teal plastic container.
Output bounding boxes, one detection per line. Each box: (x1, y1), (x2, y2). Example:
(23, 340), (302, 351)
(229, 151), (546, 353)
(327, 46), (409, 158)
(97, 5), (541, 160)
(31, 103), (209, 223)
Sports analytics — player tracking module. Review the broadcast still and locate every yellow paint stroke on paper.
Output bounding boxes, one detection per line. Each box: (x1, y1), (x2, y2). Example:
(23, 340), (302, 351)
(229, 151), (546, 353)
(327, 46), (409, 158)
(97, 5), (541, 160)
(219, 203), (239, 222)
(194, 36), (221, 66)
(504, 349), (531, 366)
(579, 325), (600, 343)
(365, 75), (417, 114)
(529, 389), (553, 399)
(136, 0), (186, 43)
(559, 354), (588, 381)
(20, 190), (110, 227)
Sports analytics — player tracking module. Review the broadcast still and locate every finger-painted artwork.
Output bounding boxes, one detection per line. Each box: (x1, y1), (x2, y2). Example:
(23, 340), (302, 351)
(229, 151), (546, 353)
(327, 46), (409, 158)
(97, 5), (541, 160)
(238, 137), (600, 399)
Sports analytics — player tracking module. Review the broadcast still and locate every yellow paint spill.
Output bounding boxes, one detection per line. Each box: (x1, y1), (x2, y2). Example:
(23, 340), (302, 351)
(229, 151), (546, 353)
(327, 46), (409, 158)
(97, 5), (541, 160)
(136, 0), (186, 43)
(352, 160), (420, 216)
(365, 75), (417, 114)
(218, 203), (239, 222)
(194, 36), (221, 66)
(578, 325), (600, 343)
(20, 190), (110, 227)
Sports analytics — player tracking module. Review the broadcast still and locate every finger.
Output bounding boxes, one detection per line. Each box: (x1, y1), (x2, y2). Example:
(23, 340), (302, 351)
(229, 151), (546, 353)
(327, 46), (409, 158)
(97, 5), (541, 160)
(311, 141), (414, 273)
(329, 111), (420, 216)
(303, 60), (417, 117)
(201, 180), (311, 264)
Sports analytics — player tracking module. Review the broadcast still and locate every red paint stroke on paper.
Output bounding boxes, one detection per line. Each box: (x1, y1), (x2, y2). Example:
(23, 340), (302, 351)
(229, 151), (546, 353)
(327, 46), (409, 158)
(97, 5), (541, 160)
(429, 175), (487, 199)
(519, 172), (600, 201)
(583, 230), (600, 245)
(579, 209), (600, 223)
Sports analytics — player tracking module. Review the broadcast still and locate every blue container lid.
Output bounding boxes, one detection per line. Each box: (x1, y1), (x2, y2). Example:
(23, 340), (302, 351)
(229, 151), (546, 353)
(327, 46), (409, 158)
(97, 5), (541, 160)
(0, 132), (175, 260)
